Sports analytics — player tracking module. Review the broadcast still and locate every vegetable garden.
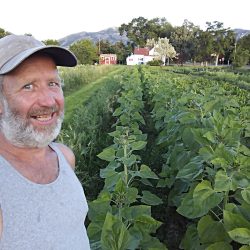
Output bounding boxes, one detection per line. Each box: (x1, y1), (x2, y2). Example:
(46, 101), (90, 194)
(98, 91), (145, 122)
(59, 65), (250, 250)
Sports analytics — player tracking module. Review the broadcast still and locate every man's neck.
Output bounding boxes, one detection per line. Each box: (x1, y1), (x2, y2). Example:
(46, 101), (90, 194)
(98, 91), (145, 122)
(0, 132), (48, 162)
(0, 132), (59, 184)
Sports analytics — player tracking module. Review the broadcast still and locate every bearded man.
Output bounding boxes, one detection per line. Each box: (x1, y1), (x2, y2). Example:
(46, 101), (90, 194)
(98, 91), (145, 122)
(0, 35), (90, 249)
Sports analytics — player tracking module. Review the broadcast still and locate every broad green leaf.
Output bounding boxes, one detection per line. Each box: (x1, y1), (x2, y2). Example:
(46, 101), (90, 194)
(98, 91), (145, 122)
(224, 210), (250, 233)
(197, 215), (231, 244)
(140, 178), (154, 187)
(177, 188), (206, 219)
(232, 172), (250, 189)
(199, 146), (214, 161)
(228, 228), (250, 245)
(121, 154), (137, 167)
(121, 205), (151, 221)
(139, 234), (168, 249)
(193, 180), (223, 214)
(242, 187), (250, 204)
(88, 199), (111, 222)
(97, 147), (116, 161)
(104, 172), (122, 191)
(127, 227), (142, 249)
(101, 212), (131, 250)
(178, 111), (197, 124)
(141, 191), (163, 206)
(100, 168), (117, 178)
(205, 242), (232, 250)
(138, 164), (159, 179)
(214, 143), (235, 164)
(133, 214), (162, 234)
(182, 127), (200, 150)
(176, 159), (203, 181)
(180, 224), (200, 250)
(113, 107), (123, 116)
(131, 141), (147, 150)
(120, 113), (130, 125)
(203, 131), (216, 143)
(204, 99), (222, 113)
(126, 187), (139, 204)
(214, 170), (231, 192)
(87, 222), (103, 241)
(239, 246), (250, 250)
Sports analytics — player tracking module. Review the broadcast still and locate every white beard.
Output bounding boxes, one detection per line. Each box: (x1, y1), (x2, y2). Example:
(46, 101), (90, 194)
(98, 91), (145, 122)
(0, 97), (64, 148)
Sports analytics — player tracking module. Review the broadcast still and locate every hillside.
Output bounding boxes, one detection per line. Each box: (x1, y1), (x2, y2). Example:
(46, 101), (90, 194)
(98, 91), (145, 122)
(234, 28), (250, 40)
(59, 27), (128, 47)
(58, 27), (250, 48)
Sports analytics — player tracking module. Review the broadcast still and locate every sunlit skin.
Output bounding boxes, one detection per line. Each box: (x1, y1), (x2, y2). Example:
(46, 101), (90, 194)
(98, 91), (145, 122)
(2, 55), (64, 131)
(0, 54), (65, 181)
(0, 54), (76, 239)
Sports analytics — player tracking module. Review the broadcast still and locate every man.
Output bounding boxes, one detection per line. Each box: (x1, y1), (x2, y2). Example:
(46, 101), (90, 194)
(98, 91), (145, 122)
(0, 35), (90, 249)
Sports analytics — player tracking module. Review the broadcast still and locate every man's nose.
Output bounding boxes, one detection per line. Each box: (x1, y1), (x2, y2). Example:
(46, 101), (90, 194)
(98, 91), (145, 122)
(37, 88), (56, 106)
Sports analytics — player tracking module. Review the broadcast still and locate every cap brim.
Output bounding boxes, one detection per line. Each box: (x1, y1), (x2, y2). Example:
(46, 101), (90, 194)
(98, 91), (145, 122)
(0, 46), (77, 74)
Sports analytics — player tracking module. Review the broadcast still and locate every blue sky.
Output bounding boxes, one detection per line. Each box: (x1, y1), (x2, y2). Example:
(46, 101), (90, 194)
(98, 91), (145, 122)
(1, 0), (249, 40)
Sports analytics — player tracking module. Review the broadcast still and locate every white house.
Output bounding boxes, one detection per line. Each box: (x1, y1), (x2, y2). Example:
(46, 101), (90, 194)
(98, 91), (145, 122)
(126, 47), (154, 65)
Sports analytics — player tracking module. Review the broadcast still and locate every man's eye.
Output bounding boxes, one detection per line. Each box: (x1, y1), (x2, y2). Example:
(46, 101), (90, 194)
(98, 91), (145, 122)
(49, 82), (60, 87)
(23, 84), (33, 90)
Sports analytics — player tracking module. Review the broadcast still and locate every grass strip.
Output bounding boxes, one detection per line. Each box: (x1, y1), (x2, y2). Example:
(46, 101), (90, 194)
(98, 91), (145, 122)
(64, 67), (123, 123)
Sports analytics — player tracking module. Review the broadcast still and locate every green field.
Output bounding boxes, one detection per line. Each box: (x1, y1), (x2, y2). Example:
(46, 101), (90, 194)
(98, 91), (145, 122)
(59, 65), (250, 250)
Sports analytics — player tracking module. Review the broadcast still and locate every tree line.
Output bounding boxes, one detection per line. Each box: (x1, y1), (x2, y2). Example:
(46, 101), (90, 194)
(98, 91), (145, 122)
(1, 17), (249, 67)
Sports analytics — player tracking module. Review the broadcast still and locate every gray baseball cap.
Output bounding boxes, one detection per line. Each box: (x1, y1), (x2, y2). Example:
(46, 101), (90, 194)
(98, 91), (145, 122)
(0, 34), (77, 74)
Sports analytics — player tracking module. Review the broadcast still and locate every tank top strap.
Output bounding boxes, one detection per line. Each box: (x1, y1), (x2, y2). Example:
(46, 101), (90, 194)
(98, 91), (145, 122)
(49, 142), (69, 171)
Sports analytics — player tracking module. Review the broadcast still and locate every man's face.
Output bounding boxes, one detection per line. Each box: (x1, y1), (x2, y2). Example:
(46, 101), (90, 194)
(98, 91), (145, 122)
(0, 54), (64, 148)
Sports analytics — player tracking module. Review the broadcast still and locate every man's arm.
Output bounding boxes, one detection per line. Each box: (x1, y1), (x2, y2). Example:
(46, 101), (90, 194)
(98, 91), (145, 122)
(56, 143), (76, 170)
(0, 208), (3, 239)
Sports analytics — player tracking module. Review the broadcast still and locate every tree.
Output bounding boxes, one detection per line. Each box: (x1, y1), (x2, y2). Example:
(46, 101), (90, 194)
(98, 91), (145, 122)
(95, 39), (114, 55)
(0, 28), (11, 38)
(232, 49), (250, 67)
(170, 20), (200, 64)
(119, 17), (173, 49)
(69, 39), (98, 65)
(193, 29), (214, 64)
(43, 39), (59, 46)
(112, 41), (130, 64)
(205, 21), (235, 66)
(236, 34), (250, 64)
(147, 37), (176, 65)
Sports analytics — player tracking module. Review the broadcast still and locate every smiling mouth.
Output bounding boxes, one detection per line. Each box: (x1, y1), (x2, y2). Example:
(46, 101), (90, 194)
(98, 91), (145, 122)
(31, 113), (55, 122)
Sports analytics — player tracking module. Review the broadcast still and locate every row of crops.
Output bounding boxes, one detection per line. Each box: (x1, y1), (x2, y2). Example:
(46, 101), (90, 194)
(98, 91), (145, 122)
(60, 65), (250, 250)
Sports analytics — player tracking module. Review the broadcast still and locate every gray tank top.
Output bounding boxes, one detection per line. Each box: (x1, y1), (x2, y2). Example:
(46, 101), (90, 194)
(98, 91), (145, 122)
(0, 142), (90, 250)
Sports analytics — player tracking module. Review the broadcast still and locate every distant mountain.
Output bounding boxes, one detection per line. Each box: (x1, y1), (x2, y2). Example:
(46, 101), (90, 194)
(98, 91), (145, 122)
(59, 27), (128, 47)
(234, 29), (250, 40)
(58, 27), (250, 48)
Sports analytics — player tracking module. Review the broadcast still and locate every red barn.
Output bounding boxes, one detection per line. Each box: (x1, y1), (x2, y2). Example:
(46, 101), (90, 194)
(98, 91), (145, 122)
(134, 48), (150, 56)
(99, 54), (117, 65)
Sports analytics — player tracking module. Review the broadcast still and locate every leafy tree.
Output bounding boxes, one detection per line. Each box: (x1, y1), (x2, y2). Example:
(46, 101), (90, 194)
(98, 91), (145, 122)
(43, 39), (59, 46)
(0, 28), (11, 38)
(170, 20), (200, 64)
(147, 37), (176, 65)
(205, 21), (235, 66)
(232, 49), (250, 67)
(119, 17), (173, 49)
(236, 34), (250, 64)
(69, 39), (98, 65)
(193, 29), (214, 64)
(95, 39), (115, 54)
(112, 41), (130, 64)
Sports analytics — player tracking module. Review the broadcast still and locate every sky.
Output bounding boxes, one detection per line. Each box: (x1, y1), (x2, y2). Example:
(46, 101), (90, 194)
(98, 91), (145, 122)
(1, 0), (250, 41)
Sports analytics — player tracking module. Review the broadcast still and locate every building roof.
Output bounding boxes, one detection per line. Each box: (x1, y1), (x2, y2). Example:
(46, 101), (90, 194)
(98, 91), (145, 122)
(134, 48), (149, 56)
(100, 54), (117, 57)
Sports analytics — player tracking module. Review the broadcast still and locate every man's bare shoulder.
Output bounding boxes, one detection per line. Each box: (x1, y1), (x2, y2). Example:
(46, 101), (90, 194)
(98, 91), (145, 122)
(54, 143), (75, 170)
